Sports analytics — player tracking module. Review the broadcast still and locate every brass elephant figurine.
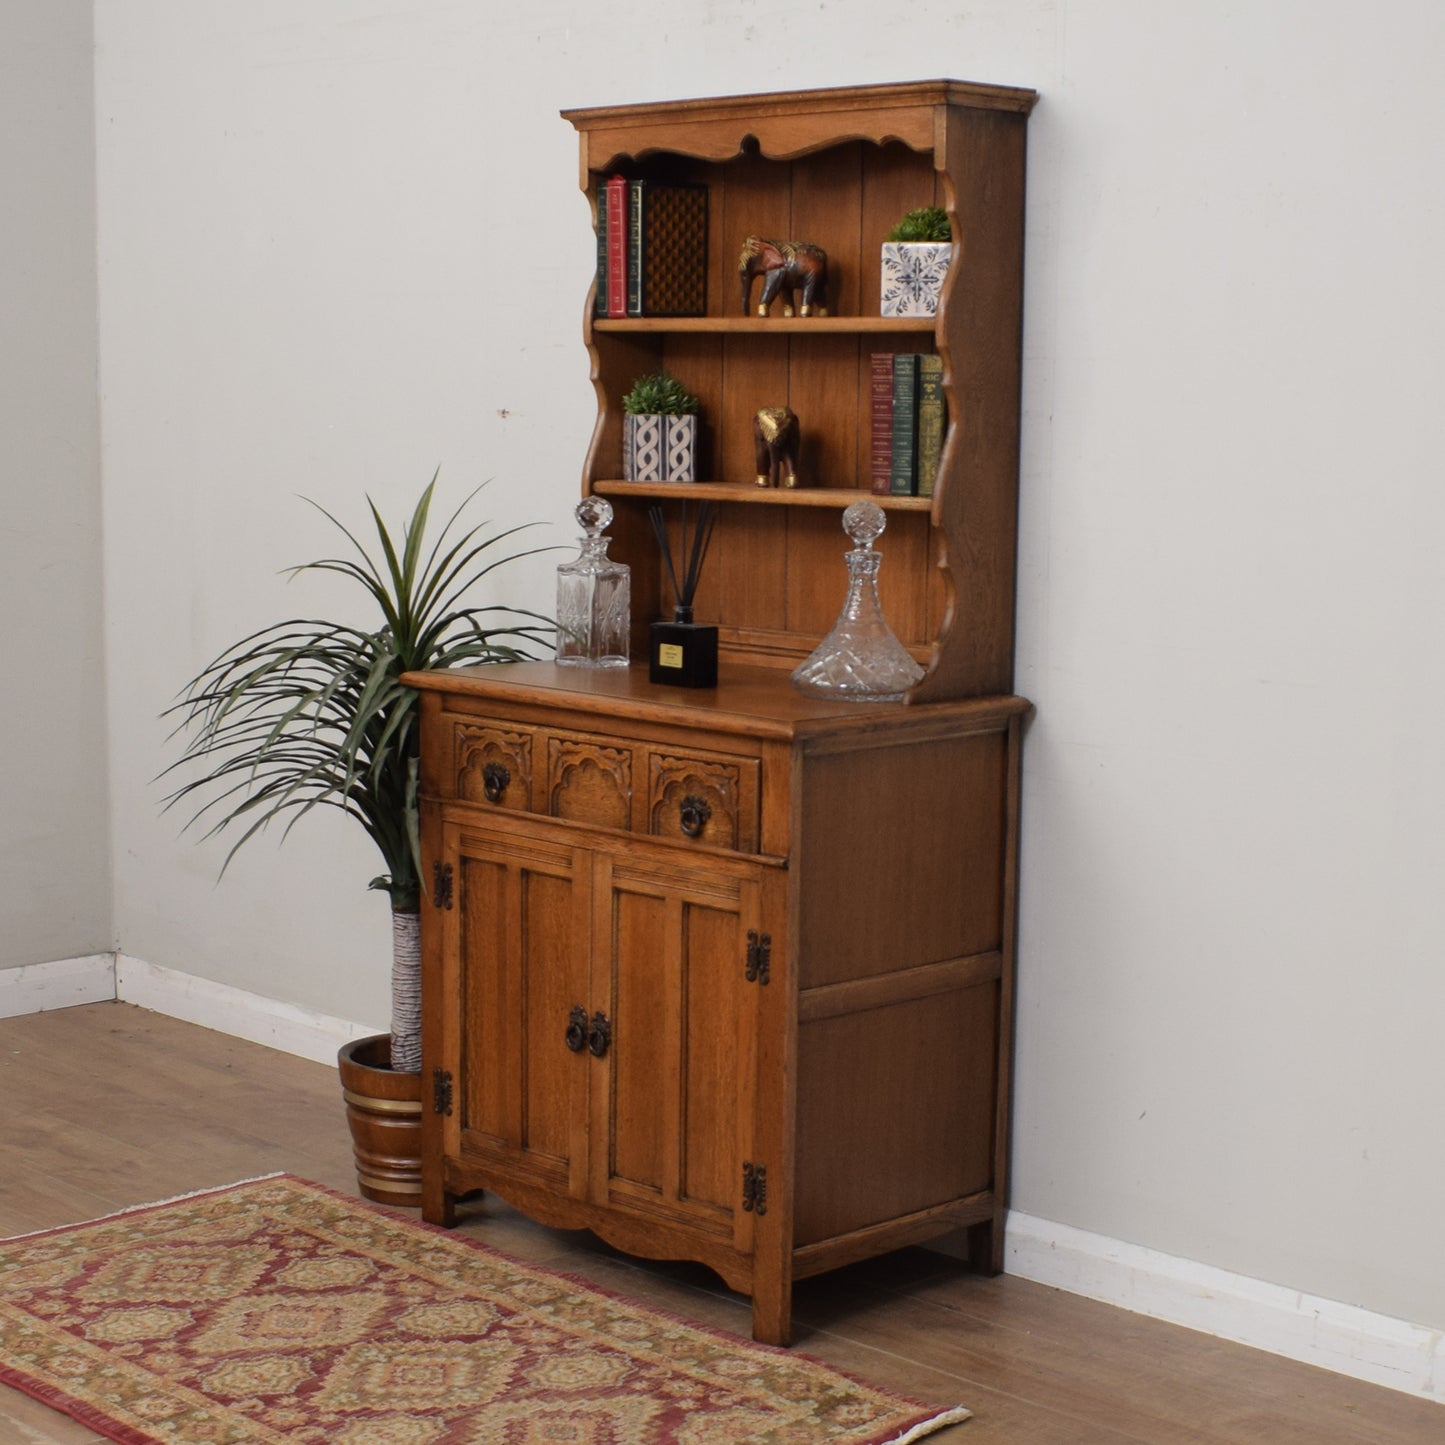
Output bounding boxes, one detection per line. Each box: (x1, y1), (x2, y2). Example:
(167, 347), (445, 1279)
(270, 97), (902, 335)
(754, 407), (800, 488)
(738, 236), (829, 318)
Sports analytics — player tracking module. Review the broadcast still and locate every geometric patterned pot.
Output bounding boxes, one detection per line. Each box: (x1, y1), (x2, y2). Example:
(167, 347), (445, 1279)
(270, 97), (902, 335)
(881, 241), (953, 318)
(625, 412), (698, 482)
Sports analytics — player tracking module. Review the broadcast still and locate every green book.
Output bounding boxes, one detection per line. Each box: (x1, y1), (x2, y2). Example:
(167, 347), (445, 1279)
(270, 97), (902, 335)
(594, 180), (608, 316)
(915, 354), (944, 498)
(627, 180), (644, 316)
(890, 353), (920, 496)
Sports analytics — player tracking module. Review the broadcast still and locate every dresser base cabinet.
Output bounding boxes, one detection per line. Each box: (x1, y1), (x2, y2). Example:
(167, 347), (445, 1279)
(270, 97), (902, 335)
(409, 663), (1027, 1345)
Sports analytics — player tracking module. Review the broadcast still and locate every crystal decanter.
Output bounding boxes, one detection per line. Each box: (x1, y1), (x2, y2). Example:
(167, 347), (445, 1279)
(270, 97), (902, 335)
(790, 501), (924, 701)
(556, 497), (630, 668)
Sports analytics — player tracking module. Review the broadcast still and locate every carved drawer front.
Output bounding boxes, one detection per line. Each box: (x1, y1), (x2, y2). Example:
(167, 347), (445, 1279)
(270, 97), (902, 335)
(546, 734), (634, 831)
(647, 750), (760, 853)
(454, 723), (534, 811)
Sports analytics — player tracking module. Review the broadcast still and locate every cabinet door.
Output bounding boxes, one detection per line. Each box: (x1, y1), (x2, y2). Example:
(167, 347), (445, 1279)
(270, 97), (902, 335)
(589, 849), (766, 1251)
(445, 821), (591, 1200)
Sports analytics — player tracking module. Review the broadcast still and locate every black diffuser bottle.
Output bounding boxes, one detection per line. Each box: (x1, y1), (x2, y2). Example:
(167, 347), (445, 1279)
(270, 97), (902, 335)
(648, 502), (719, 688)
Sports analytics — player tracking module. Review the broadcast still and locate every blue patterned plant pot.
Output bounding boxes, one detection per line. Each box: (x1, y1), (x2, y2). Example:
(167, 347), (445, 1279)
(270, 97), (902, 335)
(880, 241), (953, 318)
(625, 413), (697, 482)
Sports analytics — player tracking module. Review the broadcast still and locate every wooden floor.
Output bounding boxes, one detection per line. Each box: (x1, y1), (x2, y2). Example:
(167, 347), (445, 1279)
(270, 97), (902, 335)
(0, 1003), (1438, 1444)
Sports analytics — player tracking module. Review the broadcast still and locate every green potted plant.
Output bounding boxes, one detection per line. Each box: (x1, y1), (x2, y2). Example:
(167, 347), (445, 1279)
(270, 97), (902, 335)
(164, 474), (551, 1204)
(622, 370), (701, 483)
(881, 205), (953, 318)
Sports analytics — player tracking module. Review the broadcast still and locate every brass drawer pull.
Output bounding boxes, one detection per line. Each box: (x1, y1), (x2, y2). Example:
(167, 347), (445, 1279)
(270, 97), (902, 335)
(678, 794), (712, 837)
(482, 762), (511, 803)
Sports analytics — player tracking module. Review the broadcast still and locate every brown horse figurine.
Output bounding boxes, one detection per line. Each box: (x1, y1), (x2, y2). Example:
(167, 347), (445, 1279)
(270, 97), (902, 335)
(738, 236), (829, 318)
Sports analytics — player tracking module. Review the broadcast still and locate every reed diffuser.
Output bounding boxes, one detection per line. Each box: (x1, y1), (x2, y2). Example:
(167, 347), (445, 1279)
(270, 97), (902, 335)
(648, 502), (719, 688)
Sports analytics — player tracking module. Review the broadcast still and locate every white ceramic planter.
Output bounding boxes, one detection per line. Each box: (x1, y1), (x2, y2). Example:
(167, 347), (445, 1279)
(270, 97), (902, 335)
(880, 241), (953, 318)
(624, 413), (698, 482)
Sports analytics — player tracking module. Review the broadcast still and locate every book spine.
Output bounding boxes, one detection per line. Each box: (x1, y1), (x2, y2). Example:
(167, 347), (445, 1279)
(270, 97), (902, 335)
(915, 353), (944, 498)
(593, 180), (608, 317)
(605, 174), (628, 319)
(870, 353), (895, 495)
(890, 353), (920, 496)
(627, 180), (644, 317)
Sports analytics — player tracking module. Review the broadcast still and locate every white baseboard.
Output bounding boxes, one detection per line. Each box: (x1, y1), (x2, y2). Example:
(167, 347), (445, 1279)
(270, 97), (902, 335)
(1006, 1211), (1443, 1403)
(113, 954), (383, 1066)
(0, 953), (381, 1067)
(0, 954), (117, 1018)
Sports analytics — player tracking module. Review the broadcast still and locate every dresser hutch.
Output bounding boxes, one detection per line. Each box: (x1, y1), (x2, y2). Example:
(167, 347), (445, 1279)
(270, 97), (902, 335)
(408, 78), (1036, 1345)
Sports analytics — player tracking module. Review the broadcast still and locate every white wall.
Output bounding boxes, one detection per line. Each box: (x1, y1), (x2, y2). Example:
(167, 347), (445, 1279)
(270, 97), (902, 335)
(0, 0), (110, 969)
(1010, 2), (1445, 1337)
(89, 0), (1445, 1337)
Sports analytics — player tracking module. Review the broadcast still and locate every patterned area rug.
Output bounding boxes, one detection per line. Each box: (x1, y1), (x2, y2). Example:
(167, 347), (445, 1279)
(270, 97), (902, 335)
(0, 1174), (970, 1444)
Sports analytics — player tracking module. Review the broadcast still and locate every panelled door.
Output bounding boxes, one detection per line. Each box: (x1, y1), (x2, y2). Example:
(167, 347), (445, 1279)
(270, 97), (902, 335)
(444, 821), (592, 1200)
(591, 848), (768, 1252)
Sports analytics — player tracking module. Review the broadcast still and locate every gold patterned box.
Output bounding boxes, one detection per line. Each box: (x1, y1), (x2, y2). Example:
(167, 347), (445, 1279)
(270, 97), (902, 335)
(630, 181), (708, 316)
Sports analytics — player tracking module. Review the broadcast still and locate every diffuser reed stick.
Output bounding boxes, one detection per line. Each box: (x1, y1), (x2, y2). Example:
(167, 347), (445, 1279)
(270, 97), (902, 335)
(648, 502), (716, 620)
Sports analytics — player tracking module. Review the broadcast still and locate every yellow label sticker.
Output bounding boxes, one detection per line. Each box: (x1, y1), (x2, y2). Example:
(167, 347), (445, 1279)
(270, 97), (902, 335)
(658, 643), (684, 668)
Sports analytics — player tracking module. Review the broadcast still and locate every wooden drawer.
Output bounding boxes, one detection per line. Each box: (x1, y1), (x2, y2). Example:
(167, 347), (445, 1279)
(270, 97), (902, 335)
(446, 714), (760, 854)
(646, 747), (759, 853)
(453, 723), (534, 811)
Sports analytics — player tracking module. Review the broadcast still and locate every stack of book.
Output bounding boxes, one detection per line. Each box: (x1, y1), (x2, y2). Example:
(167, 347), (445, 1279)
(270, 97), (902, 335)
(870, 353), (944, 497)
(595, 175), (708, 318)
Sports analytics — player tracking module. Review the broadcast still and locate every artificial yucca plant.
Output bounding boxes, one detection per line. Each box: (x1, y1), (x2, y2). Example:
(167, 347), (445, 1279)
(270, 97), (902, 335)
(164, 474), (552, 1072)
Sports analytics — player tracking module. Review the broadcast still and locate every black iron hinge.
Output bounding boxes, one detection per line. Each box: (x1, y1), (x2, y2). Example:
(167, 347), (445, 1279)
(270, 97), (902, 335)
(432, 860), (454, 910)
(742, 1160), (768, 1215)
(745, 930), (771, 985)
(432, 1067), (453, 1116)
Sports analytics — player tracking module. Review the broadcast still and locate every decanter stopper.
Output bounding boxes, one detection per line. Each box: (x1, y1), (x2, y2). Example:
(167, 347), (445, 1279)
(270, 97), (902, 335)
(556, 498), (630, 668)
(790, 501), (924, 701)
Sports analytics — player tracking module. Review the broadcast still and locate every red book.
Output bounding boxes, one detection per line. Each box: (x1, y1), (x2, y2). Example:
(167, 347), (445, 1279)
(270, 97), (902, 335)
(605, 174), (629, 318)
(869, 353), (894, 494)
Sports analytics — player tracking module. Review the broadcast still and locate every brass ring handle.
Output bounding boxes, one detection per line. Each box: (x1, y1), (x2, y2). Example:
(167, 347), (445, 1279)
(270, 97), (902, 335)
(587, 1011), (612, 1058)
(678, 794), (712, 838)
(482, 762), (510, 804)
(565, 1005), (589, 1054)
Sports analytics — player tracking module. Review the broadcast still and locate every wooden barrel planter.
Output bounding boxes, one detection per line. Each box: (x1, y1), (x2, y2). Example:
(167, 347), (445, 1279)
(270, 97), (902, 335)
(337, 1034), (422, 1206)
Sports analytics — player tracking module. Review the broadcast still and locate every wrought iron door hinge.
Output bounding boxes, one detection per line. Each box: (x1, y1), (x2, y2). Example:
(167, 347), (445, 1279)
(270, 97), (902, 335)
(432, 1068), (453, 1116)
(432, 861), (454, 910)
(745, 930), (771, 985)
(742, 1160), (768, 1215)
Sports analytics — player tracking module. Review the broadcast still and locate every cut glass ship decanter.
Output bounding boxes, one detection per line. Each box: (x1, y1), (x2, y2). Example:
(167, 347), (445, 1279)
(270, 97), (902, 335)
(556, 497), (630, 668)
(791, 501), (925, 702)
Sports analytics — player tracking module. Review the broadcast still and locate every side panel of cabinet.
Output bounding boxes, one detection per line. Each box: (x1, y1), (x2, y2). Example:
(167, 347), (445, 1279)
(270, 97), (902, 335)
(791, 723), (1013, 1247)
(445, 821), (591, 1201)
(589, 849), (766, 1252)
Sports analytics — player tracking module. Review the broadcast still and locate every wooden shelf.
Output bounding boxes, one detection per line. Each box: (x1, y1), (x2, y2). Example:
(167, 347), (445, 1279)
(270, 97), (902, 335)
(576, 75), (1031, 700)
(592, 480), (933, 511)
(592, 316), (936, 335)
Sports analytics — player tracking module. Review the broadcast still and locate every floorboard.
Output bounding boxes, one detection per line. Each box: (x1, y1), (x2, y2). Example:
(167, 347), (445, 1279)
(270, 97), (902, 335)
(0, 1003), (1438, 1443)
